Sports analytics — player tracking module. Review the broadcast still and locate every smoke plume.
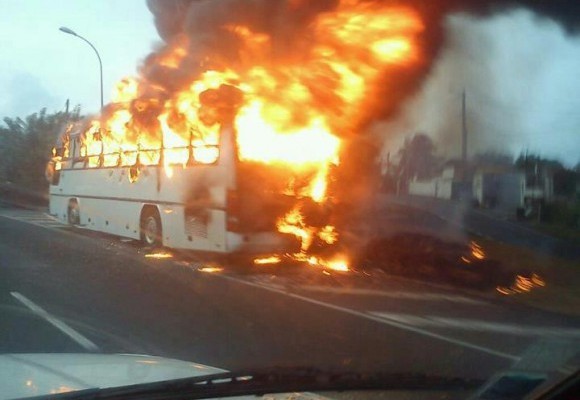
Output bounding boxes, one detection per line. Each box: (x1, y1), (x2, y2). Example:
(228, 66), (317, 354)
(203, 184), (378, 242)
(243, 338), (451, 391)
(379, 7), (580, 166)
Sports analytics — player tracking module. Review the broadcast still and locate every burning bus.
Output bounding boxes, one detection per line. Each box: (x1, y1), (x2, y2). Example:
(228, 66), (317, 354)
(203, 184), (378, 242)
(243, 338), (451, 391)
(46, 0), (425, 269)
(46, 83), (336, 256)
(47, 111), (242, 253)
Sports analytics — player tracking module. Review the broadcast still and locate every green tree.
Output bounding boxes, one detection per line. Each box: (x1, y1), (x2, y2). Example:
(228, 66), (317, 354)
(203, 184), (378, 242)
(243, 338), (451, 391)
(396, 133), (439, 182)
(515, 153), (564, 171)
(0, 107), (82, 192)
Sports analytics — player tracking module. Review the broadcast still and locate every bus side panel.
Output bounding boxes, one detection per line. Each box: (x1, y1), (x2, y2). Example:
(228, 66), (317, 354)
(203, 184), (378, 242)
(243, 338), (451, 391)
(49, 166), (232, 252)
(49, 191), (70, 223)
(160, 205), (228, 253)
(79, 198), (141, 241)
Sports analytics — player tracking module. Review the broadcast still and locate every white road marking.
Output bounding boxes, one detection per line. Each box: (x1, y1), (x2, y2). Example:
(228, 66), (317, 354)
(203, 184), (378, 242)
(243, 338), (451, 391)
(40, 224), (68, 228)
(0, 211), (66, 229)
(10, 292), (100, 352)
(12, 214), (54, 219)
(23, 220), (62, 226)
(369, 312), (580, 338)
(216, 274), (520, 361)
(294, 285), (488, 305)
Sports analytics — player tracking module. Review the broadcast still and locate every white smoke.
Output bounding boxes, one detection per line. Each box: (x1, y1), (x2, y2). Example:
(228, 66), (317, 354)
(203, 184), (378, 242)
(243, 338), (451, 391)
(380, 8), (580, 167)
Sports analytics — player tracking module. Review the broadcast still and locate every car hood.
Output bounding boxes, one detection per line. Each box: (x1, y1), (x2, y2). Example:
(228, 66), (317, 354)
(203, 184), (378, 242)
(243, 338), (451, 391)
(0, 353), (229, 399)
(0, 353), (329, 400)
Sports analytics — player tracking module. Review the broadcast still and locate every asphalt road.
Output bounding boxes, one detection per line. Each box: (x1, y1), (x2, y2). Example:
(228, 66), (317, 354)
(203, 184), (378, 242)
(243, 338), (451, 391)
(1, 204), (579, 383)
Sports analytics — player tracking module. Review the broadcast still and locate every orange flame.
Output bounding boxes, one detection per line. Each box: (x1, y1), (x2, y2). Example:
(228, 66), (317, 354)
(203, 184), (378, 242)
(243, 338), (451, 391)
(470, 241), (486, 260)
(294, 252), (350, 272)
(496, 273), (546, 295)
(145, 252), (173, 259)
(277, 206), (314, 252)
(253, 256), (282, 265)
(198, 266), (224, 273)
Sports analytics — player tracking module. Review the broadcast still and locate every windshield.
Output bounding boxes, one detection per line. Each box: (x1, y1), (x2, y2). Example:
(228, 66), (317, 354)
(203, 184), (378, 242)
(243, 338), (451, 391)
(0, 1), (579, 399)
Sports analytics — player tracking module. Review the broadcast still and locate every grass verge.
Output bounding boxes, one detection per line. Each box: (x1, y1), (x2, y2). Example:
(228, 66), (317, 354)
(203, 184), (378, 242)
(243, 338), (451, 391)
(474, 236), (580, 317)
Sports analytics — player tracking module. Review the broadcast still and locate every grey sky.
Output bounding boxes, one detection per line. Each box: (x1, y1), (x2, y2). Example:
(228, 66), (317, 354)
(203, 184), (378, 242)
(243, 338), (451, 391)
(0, 0), (158, 117)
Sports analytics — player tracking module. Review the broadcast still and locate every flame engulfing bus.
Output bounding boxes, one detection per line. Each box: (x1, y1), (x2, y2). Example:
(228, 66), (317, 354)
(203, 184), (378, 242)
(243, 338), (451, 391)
(45, 83), (337, 256)
(45, 71), (351, 262)
(45, 115), (319, 255)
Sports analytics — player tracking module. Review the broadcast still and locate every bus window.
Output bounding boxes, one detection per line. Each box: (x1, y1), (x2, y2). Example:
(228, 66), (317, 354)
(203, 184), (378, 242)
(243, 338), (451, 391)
(192, 145), (219, 164)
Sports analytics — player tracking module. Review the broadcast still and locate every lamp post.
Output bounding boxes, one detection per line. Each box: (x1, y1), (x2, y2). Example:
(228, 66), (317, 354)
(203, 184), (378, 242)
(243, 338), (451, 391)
(59, 26), (104, 109)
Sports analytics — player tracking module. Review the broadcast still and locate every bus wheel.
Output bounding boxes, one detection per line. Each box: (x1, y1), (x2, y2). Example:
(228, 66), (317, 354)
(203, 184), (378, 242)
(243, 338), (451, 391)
(141, 208), (162, 247)
(67, 200), (80, 225)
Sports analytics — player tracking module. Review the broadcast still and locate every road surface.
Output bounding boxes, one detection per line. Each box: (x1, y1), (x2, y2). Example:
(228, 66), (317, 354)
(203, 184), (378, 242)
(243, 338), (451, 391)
(1, 204), (579, 383)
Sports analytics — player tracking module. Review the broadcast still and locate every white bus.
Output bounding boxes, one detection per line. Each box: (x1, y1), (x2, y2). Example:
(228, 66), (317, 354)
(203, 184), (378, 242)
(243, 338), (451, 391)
(46, 124), (288, 253)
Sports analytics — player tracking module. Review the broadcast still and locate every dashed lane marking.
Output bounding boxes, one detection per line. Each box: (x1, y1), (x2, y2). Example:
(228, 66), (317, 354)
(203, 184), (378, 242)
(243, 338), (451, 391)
(10, 292), (100, 352)
(0, 211), (66, 230)
(294, 284), (488, 305)
(369, 312), (580, 338)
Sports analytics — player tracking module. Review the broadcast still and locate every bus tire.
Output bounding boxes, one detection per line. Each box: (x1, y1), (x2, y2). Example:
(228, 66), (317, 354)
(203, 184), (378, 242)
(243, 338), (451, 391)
(140, 207), (162, 247)
(67, 200), (80, 225)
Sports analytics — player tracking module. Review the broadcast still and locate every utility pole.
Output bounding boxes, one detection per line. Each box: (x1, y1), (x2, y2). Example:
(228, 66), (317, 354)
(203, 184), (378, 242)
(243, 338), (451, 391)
(461, 89), (467, 164)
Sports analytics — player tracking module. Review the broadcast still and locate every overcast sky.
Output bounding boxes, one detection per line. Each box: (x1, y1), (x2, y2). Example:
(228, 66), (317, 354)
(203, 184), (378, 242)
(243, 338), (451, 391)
(0, 0), (158, 117)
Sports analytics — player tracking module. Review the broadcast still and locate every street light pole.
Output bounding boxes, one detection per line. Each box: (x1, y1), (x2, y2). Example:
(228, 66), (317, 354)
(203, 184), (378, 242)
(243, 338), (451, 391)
(59, 26), (104, 109)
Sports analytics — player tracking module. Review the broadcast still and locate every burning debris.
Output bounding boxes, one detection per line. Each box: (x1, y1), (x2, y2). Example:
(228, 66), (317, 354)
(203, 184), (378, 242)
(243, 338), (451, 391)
(496, 273), (546, 295)
(198, 266), (224, 274)
(360, 233), (549, 293)
(470, 241), (485, 260)
(145, 251), (174, 259)
(361, 234), (512, 290)
(253, 256), (282, 265)
(253, 252), (349, 272)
